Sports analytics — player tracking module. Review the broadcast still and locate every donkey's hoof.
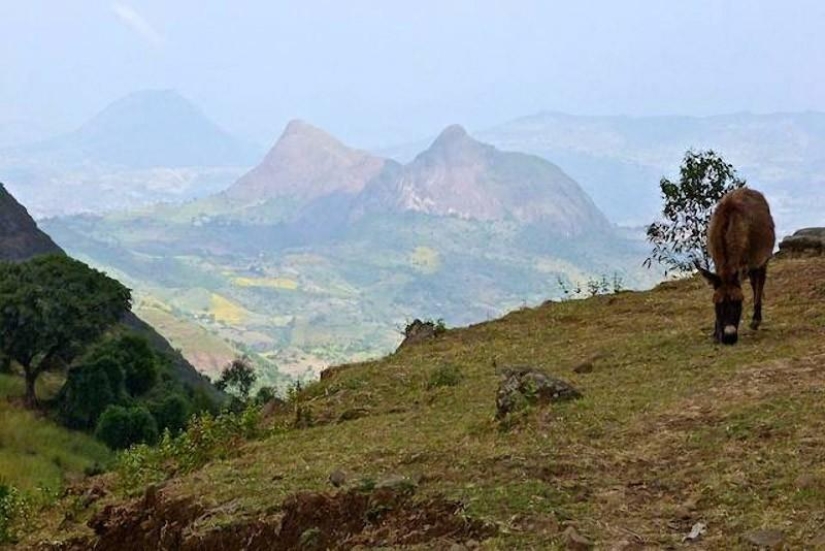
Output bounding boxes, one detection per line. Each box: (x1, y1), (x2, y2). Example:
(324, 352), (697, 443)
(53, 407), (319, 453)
(750, 319), (761, 330)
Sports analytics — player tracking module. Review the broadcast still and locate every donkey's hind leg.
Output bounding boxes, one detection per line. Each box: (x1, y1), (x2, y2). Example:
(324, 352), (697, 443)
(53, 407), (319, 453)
(748, 265), (767, 330)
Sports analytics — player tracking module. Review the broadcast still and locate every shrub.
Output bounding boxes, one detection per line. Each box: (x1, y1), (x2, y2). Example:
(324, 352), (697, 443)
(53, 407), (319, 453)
(0, 482), (30, 544)
(148, 393), (192, 436)
(427, 364), (462, 389)
(59, 358), (122, 430)
(95, 405), (159, 450)
(116, 406), (261, 492)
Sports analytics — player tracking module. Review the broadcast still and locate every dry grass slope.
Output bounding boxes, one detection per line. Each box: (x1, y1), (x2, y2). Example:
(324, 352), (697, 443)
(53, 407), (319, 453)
(22, 256), (825, 549)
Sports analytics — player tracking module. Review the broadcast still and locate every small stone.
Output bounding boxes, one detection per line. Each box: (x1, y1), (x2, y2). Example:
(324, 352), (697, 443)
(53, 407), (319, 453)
(328, 469), (347, 488)
(794, 473), (819, 490)
(563, 526), (594, 550)
(742, 529), (785, 549)
(465, 539), (480, 549)
(573, 361), (594, 374)
(810, 531), (825, 547)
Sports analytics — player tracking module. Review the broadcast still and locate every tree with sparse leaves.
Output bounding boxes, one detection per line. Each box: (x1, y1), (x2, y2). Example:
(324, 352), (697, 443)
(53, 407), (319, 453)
(215, 356), (257, 402)
(644, 150), (746, 274)
(0, 255), (131, 408)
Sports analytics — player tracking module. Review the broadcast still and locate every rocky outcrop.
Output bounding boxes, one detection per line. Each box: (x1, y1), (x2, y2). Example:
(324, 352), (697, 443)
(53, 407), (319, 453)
(778, 227), (825, 257)
(495, 366), (582, 420)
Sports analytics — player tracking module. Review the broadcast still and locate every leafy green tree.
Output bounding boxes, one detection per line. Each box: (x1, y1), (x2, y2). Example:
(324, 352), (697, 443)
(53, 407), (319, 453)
(95, 405), (159, 450)
(644, 150), (746, 274)
(85, 334), (158, 396)
(58, 357), (124, 429)
(148, 393), (192, 435)
(215, 356), (257, 401)
(0, 255), (131, 407)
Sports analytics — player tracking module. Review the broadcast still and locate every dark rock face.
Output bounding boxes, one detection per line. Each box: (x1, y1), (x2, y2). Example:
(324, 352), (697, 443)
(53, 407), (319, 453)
(396, 319), (438, 351)
(778, 227), (825, 256)
(0, 184), (61, 261)
(495, 366), (582, 420)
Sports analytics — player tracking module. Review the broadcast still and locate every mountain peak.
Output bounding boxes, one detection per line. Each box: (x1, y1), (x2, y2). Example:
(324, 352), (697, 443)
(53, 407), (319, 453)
(226, 121), (387, 202)
(436, 124), (469, 142)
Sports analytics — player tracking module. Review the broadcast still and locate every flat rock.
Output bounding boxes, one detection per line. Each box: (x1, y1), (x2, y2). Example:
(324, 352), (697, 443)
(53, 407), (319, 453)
(741, 529), (785, 549)
(563, 526), (594, 550)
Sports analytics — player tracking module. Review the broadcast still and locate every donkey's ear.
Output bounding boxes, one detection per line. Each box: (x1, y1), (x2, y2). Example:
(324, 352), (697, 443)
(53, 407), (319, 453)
(695, 262), (721, 288)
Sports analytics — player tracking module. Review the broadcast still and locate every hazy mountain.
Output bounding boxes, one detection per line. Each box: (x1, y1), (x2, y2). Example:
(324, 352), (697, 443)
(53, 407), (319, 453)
(0, 90), (257, 217)
(43, 121), (658, 380)
(478, 111), (825, 231)
(20, 90), (259, 168)
(356, 124), (611, 233)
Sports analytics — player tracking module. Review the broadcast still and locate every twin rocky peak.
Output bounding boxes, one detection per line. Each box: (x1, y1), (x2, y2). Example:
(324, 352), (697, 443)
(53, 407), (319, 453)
(226, 120), (611, 235)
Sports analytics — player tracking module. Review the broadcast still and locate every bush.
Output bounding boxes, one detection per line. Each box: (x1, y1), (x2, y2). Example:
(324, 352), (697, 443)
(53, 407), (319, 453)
(427, 364), (462, 389)
(116, 406), (261, 492)
(59, 358), (123, 430)
(148, 393), (192, 436)
(85, 334), (159, 397)
(0, 482), (30, 544)
(95, 405), (159, 450)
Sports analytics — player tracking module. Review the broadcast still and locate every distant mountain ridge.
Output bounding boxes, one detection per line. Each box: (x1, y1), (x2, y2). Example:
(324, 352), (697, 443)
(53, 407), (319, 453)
(20, 90), (259, 169)
(0, 90), (256, 218)
(478, 111), (825, 229)
(225, 120), (610, 234)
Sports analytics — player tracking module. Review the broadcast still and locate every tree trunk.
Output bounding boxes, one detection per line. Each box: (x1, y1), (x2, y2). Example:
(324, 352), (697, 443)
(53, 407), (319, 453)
(24, 368), (38, 408)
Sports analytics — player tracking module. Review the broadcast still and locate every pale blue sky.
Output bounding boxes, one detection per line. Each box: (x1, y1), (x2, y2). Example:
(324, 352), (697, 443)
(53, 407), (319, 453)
(1, 0), (824, 147)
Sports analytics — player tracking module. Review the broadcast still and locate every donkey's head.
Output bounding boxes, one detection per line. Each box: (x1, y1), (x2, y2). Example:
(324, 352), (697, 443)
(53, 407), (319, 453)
(697, 265), (743, 345)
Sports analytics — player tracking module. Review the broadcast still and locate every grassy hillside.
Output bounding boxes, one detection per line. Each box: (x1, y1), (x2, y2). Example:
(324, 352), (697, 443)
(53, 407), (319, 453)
(22, 255), (825, 549)
(0, 374), (111, 492)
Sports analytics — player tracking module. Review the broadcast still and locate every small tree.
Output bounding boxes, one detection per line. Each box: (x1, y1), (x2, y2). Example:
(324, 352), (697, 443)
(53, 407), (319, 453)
(644, 150), (745, 274)
(0, 255), (131, 407)
(215, 356), (257, 402)
(95, 405), (159, 450)
(85, 334), (158, 396)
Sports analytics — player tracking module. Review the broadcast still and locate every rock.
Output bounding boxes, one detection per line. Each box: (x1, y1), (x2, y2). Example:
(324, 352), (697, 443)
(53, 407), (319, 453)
(396, 319), (439, 351)
(337, 407), (370, 423)
(260, 397), (288, 418)
(495, 366), (582, 420)
(682, 521), (707, 542)
(794, 472), (819, 490)
(741, 529), (785, 549)
(376, 474), (418, 493)
(563, 526), (594, 550)
(328, 469), (347, 488)
(608, 539), (644, 551)
(778, 227), (825, 257)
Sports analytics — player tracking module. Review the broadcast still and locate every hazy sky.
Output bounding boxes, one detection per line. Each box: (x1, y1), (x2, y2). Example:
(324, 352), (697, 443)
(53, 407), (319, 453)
(1, 1), (824, 147)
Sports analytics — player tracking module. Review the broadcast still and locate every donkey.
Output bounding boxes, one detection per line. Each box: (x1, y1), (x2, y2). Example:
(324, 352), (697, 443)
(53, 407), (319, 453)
(696, 188), (775, 345)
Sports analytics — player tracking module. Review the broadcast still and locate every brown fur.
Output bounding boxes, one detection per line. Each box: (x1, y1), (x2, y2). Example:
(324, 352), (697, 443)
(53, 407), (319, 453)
(701, 188), (776, 343)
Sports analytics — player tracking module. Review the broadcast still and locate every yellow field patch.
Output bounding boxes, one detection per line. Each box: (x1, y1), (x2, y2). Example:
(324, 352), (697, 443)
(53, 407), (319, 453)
(209, 293), (251, 325)
(232, 277), (299, 290)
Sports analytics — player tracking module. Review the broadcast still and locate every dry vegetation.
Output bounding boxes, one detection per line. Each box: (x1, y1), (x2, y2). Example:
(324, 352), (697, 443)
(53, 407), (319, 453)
(19, 256), (825, 549)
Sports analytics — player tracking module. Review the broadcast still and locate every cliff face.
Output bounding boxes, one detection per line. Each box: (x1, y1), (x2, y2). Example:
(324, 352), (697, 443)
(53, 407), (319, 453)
(0, 183), (219, 399)
(0, 184), (61, 261)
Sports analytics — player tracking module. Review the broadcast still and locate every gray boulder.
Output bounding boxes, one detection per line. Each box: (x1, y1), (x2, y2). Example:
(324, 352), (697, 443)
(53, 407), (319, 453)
(496, 366), (582, 420)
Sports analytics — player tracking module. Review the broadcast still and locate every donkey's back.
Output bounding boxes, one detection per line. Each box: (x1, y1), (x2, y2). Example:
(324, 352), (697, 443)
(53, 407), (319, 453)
(707, 188), (775, 277)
